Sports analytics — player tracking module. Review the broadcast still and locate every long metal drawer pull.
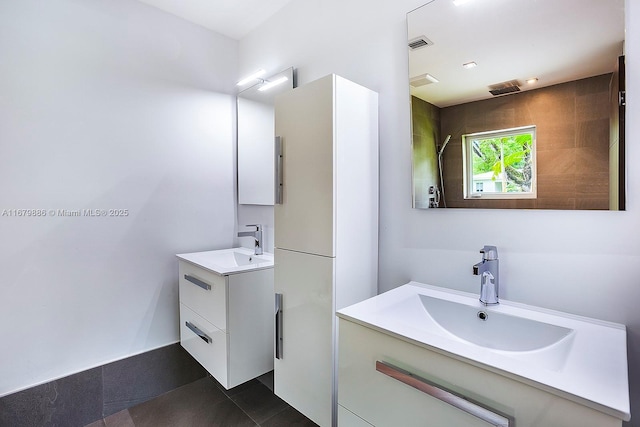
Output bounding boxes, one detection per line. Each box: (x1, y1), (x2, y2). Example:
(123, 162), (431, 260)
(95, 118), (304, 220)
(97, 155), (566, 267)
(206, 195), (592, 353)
(376, 361), (511, 427)
(185, 321), (212, 344)
(184, 274), (211, 291)
(275, 293), (283, 359)
(274, 136), (283, 204)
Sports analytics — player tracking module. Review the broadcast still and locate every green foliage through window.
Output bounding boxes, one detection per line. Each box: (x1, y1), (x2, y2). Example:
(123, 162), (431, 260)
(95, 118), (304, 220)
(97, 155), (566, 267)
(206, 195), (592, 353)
(464, 126), (536, 198)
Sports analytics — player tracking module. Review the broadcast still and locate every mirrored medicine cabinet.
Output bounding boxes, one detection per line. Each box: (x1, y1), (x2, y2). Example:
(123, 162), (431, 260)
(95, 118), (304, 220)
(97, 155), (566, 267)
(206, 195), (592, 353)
(237, 67), (294, 205)
(409, 0), (625, 210)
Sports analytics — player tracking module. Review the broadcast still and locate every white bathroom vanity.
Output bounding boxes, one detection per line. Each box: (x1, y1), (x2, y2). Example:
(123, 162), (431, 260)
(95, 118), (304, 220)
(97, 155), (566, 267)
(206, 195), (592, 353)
(176, 248), (274, 389)
(337, 282), (630, 427)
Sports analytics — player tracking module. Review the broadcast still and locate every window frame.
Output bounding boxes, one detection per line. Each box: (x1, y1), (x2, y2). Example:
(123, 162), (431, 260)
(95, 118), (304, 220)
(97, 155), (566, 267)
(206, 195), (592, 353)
(462, 125), (537, 200)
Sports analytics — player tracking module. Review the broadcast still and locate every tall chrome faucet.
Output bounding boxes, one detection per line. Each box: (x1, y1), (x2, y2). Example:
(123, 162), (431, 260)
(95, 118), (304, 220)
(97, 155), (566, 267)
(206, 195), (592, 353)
(472, 245), (499, 305)
(238, 224), (263, 255)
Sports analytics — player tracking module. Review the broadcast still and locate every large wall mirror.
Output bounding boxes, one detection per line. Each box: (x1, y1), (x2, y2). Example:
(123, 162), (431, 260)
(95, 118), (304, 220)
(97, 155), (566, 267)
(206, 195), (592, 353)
(238, 67), (294, 205)
(409, 0), (625, 210)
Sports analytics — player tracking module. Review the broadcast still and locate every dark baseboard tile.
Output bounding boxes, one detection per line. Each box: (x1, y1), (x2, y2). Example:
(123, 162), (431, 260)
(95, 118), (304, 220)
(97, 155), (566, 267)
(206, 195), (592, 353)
(102, 342), (207, 416)
(0, 343), (207, 427)
(0, 367), (103, 427)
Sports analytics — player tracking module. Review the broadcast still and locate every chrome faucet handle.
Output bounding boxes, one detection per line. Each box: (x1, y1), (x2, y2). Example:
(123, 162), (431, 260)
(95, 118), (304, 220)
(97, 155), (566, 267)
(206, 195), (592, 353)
(244, 224), (262, 231)
(480, 245), (498, 260)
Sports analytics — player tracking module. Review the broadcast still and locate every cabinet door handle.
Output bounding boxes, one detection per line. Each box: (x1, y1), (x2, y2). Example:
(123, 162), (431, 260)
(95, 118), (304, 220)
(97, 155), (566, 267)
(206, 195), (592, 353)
(185, 321), (212, 344)
(184, 274), (211, 291)
(274, 136), (283, 204)
(275, 293), (283, 359)
(376, 361), (511, 427)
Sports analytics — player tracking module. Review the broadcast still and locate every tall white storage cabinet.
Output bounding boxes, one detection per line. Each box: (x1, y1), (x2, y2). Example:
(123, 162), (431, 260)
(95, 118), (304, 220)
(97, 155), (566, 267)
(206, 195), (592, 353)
(274, 74), (379, 427)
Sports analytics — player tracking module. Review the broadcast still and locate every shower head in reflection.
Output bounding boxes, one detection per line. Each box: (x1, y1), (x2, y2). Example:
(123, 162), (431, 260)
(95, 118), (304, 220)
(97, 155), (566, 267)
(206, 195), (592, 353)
(438, 134), (452, 156)
(438, 135), (452, 208)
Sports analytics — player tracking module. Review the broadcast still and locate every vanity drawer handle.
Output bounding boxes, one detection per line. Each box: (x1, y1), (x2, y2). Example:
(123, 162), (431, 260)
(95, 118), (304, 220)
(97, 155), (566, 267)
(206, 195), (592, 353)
(185, 321), (212, 344)
(376, 361), (511, 427)
(184, 274), (211, 291)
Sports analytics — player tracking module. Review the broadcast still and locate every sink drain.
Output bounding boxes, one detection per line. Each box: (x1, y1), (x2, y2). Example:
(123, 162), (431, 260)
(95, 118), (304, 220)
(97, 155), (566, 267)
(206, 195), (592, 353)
(477, 311), (488, 321)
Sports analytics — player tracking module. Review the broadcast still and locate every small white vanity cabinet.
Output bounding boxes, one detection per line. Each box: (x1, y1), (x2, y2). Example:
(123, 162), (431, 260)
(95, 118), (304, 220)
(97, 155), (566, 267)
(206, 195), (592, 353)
(176, 248), (274, 389)
(337, 318), (625, 427)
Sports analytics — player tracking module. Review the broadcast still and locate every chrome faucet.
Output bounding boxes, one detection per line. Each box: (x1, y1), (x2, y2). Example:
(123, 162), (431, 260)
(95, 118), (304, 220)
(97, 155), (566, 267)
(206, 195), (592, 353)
(472, 245), (499, 305)
(238, 224), (263, 255)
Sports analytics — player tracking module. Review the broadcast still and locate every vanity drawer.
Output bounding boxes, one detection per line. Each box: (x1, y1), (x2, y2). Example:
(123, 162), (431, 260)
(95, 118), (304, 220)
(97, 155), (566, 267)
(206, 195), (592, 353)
(339, 334), (494, 426)
(338, 318), (621, 427)
(180, 303), (228, 386)
(179, 261), (227, 330)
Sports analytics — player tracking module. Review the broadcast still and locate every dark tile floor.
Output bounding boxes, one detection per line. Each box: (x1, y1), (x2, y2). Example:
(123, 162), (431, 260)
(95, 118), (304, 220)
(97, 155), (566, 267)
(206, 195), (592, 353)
(84, 371), (317, 427)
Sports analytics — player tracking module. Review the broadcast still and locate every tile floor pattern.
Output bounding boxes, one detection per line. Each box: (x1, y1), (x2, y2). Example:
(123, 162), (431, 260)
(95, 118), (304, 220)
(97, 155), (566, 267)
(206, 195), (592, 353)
(85, 372), (317, 427)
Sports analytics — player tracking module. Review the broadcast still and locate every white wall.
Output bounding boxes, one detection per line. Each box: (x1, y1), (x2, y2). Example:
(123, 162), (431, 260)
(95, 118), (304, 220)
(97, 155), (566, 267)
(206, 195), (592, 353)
(239, 0), (640, 424)
(0, 0), (238, 396)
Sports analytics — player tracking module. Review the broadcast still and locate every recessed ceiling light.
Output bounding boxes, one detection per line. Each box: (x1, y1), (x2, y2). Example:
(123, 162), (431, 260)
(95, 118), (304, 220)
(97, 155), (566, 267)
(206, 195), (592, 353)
(526, 78), (539, 84)
(463, 61), (477, 69)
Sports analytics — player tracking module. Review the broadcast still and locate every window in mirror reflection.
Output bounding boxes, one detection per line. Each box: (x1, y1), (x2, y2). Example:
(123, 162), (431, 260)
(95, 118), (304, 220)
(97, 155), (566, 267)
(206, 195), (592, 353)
(408, 0), (625, 210)
(463, 126), (537, 200)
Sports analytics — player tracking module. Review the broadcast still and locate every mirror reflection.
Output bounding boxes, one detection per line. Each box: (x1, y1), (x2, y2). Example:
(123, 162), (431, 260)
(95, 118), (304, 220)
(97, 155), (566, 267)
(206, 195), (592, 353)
(409, 0), (625, 210)
(237, 67), (294, 205)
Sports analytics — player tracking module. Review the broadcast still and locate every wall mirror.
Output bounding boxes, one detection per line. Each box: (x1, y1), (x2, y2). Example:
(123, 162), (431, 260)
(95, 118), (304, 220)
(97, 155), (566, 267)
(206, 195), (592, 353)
(408, 0), (625, 210)
(238, 67), (294, 205)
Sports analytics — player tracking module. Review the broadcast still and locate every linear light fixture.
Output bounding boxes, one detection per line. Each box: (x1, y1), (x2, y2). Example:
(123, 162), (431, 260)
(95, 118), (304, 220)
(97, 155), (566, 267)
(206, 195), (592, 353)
(258, 76), (289, 92)
(425, 74), (439, 83)
(526, 77), (539, 84)
(237, 69), (266, 86)
(463, 61), (477, 69)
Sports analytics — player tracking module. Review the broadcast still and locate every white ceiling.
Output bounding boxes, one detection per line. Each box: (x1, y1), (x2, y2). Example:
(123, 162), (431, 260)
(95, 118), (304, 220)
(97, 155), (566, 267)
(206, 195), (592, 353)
(408, 0), (625, 107)
(137, 0), (296, 40)
(137, 0), (625, 105)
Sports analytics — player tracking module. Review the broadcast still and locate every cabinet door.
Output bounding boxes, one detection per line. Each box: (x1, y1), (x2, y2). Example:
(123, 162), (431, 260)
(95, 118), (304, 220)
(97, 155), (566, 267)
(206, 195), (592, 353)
(274, 248), (335, 427)
(274, 75), (335, 257)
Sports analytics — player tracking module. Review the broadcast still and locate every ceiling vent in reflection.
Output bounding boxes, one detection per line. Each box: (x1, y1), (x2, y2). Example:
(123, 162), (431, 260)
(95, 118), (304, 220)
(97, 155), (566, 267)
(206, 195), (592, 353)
(410, 73), (439, 87)
(489, 80), (522, 96)
(408, 36), (434, 50)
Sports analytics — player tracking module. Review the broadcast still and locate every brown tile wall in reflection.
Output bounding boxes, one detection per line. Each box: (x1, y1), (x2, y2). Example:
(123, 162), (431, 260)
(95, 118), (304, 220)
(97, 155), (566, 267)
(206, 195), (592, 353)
(439, 74), (612, 210)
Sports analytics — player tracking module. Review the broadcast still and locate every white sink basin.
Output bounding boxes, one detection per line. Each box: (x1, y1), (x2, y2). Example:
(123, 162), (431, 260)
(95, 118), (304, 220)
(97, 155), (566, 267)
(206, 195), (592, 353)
(176, 248), (274, 275)
(215, 250), (267, 267)
(419, 294), (574, 352)
(337, 281), (630, 421)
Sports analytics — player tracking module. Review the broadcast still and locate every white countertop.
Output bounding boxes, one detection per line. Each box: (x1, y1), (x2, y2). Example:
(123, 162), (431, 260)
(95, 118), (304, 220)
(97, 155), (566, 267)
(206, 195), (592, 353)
(176, 247), (274, 276)
(337, 281), (631, 421)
